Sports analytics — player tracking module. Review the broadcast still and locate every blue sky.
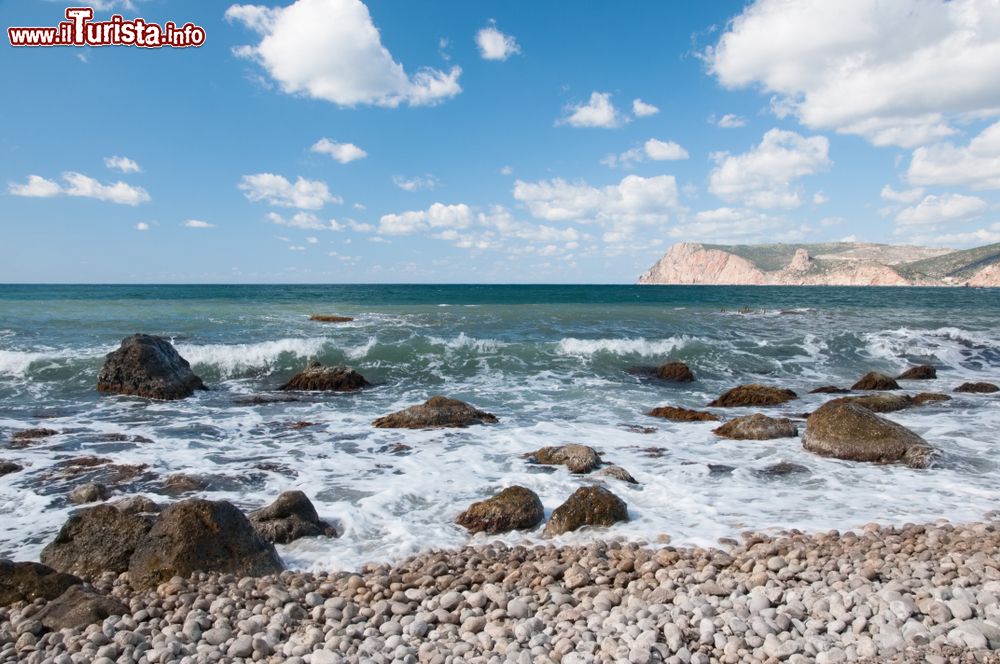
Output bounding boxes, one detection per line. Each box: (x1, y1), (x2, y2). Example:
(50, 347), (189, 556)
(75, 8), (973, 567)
(2, 0), (1000, 283)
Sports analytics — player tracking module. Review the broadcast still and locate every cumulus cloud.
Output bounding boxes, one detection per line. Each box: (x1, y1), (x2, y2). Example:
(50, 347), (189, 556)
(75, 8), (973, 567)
(392, 174), (438, 192)
(705, 0), (1000, 147)
(717, 114), (746, 128)
(895, 193), (988, 227)
(559, 92), (625, 128)
(708, 128), (831, 208)
(908, 120), (1000, 190)
(475, 21), (520, 61)
(226, 0), (461, 107)
(184, 220), (215, 228)
(267, 211), (344, 230)
(310, 138), (367, 163)
(667, 207), (791, 243)
(104, 155), (141, 173)
(8, 175), (62, 198)
(135, 222), (150, 231)
(910, 222), (1000, 246)
(881, 185), (926, 204)
(239, 173), (340, 209)
(632, 99), (659, 117)
(9, 172), (150, 205)
(602, 139), (690, 168)
(379, 202), (472, 235)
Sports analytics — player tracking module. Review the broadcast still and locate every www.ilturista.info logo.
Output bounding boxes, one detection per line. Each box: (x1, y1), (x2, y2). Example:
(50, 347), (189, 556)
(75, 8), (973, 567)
(8, 7), (206, 48)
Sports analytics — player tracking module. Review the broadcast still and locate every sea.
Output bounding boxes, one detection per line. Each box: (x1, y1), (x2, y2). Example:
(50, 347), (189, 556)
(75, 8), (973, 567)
(1, 284), (998, 571)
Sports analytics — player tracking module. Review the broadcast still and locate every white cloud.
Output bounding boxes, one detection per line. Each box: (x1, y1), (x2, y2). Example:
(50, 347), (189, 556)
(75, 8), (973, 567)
(226, 0), (461, 107)
(559, 92), (625, 129)
(239, 173), (339, 209)
(104, 155), (141, 173)
(895, 193), (988, 227)
(813, 191), (829, 205)
(348, 220), (374, 232)
(708, 128), (831, 208)
(8, 175), (61, 198)
(500, 165), (513, 176)
(908, 120), (1000, 190)
(184, 220), (214, 228)
(306, 236), (319, 244)
(310, 138), (367, 163)
(632, 99), (659, 117)
(267, 211), (344, 231)
(717, 114), (746, 128)
(379, 202), (473, 235)
(11, 172), (149, 205)
(706, 0), (1000, 147)
(288, 245), (306, 251)
(392, 174), (438, 192)
(475, 21), (520, 61)
(881, 185), (925, 204)
(910, 222), (1000, 246)
(135, 222), (150, 231)
(667, 207), (789, 243)
(603, 139), (689, 168)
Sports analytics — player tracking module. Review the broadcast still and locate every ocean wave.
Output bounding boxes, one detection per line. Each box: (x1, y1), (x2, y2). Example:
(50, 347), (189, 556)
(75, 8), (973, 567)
(177, 338), (330, 377)
(863, 326), (999, 369)
(0, 347), (107, 377)
(556, 336), (691, 357)
(426, 332), (506, 353)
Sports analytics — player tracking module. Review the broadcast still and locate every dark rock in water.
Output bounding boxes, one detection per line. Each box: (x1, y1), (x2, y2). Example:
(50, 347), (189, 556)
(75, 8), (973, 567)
(10, 428), (58, 448)
(851, 371), (900, 391)
(809, 386), (850, 394)
(372, 396), (498, 429)
(913, 392), (952, 406)
(68, 482), (110, 505)
(232, 394), (302, 405)
(279, 361), (370, 392)
(0, 560), (81, 605)
(456, 486), (544, 534)
(526, 444), (602, 473)
(249, 491), (337, 544)
(713, 414), (798, 440)
(128, 498), (283, 589)
(648, 405), (720, 422)
(655, 361), (695, 382)
(619, 424), (658, 434)
(96, 334), (206, 400)
(34, 585), (128, 631)
(760, 461), (810, 477)
(110, 495), (161, 515)
(707, 464), (736, 475)
(955, 381), (999, 394)
(803, 401), (934, 468)
(161, 473), (210, 495)
(41, 504), (155, 578)
(708, 384), (798, 408)
(543, 486), (628, 537)
(0, 460), (22, 476)
(309, 314), (354, 323)
(897, 365), (937, 380)
(597, 465), (639, 484)
(830, 394), (914, 413)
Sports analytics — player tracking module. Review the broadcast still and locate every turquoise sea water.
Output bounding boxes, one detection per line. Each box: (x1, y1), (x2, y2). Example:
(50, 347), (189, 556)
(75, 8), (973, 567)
(1, 284), (998, 569)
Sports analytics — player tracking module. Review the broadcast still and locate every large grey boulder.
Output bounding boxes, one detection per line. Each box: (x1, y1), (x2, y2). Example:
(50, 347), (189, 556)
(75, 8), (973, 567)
(456, 486), (544, 534)
(40, 504), (155, 578)
(802, 401), (934, 468)
(0, 560), (81, 605)
(97, 334), (206, 400)
(249, 491), (337, 544)
(543, 486), (628, 538)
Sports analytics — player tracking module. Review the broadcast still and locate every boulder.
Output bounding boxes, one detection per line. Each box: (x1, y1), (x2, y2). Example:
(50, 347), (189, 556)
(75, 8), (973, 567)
(455, 486), (544, 534)
(279, 361), (369, 392)
(851, 371), (900, 391)
(128, 498), (283, 589)
(249, 491), (337, 544)
(647, 406), (720, 422)
(802, 401), (934, 468)
(809, 386), (850, 394)
(96, 334), (206, 400)
(110, 495), (161, 515)
(712, 414), (798, 440)
(597, 465), (639, 484)
(831, 394), (914, 413)
(655, 362), (695, 382)
(10, 428), (58, 448)
(913, 392), (952, 406)
(955, 382), (999, 394)
(68, 482), (110, 505)
(543, 486), (628, 538)
(309, 314), (354, 323)
(0, 460), (22, 476)
(760, 462), (810, 477)
(0, 560), (81, 605)
(372, 396), (498, 429)
(34, 585), (128, 631)
(526, 444), (602, 473)
(708, 384), (797, 407)
(897, 365), (937, 380)
(41, 504), (155, 578)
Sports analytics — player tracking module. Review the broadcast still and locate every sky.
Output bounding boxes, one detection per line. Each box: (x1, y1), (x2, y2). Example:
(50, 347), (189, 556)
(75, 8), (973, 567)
(2, 0), (1000, 283)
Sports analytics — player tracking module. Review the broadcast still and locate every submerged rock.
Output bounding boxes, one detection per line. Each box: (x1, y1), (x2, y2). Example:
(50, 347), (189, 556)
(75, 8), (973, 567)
(309, 314), (354, 323)
(760, 461), (810, 477)
(851, 371), (901, 391)
(279, 361), (370, 392)
(597, 465), (639, 484)
(41, 504), (155, 578)
(96, 334), (206, 400)
(913, 392), (952, 406)
(10, 428), (58, 448)
(708, 384), (798, 407)
(655, 361), (695, 382)
(526, 444), (602, 473)
(955, 381), (999, 394)
(0, 560), (81, 606)
(372, 396), (498, 429)
(712, 414), (798, 440)
(455, 486), (544, 534)
(803, 401), (934, 468)
(809, 386), (850, 394)
(543, 486), (628, 537)
(831, 394), (914, 413)
(34, 585), (128, 631)
(647, 405), (720, 422)
(0, 460), (22, 476)
(249, 491), (337, 544)
(68, 482), (110, 505)
(897, 365), (937, 380)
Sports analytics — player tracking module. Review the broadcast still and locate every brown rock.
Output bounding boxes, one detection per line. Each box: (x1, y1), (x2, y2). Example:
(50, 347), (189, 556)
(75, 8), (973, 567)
(372, 396), (498, 429)
(68, 482), (110, 505)
(655, 361), (695, 382)
(40, 504), (155, 578)
(708, 384), (798, 407)
(830, 394), (914, 413)
(543, 486), (628, 537)
(597, 465), (639, 484)
(712, 414), (798, 440)
(456, 486), (544, 534)
(648, 406), (720, 422)
(279, 361), (370, 392)
(309, 314), (354, 323)
(760, 462), (810, 477)
(161, 473), (209, 495)
(897, 365), (937, 380)
(955, 381), (999, 394)
(96, 334), (206, 400)
(0, 460), (22, 476)
(0, 560), (81, 606)
(526, 444), (602, 473)
(851, 371), (900, 391)
(809, 386), (850, 394)
(34, 585), (128, 631)
(10, 428), (58, 448)
(802, 401), (934, 468)
(249, 491), (337, 544)
(912, 392), (952, 406)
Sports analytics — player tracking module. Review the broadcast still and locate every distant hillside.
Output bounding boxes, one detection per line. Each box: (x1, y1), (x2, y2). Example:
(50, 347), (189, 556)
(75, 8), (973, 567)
(638, 242), (1000, 287)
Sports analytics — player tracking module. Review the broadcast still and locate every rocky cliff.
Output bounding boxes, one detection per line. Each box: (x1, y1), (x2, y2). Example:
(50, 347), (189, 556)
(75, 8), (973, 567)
(639, 242), (1000, 287)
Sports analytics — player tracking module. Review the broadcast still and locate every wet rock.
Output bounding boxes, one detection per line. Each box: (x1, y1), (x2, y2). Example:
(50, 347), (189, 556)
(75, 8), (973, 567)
(0, 561), (81, 605)
(712, 413), (798, 440)
(526, 444), (602, 473)
(647, 405), (720, 421)
(708, 463), (736, 475)
(810, 385), (850, 394)
(279, 361), (370, 392)
(803, 401), (934, 468)
(232, 394), (302, 405)
(309, 314), (354, 323)
(0, 460), (23, 476)
(597, 465), (639, 484)
(655, 361), (695, 382)
(759, 461), (810, 477)
(248, 491), (337, 544)
(708, 384), (798, 407)
(96, 334), (206, 400)
(851, 371), (901, 391)
(543, 486), (628, 537)
(34, 585), (128, 631)
(913, 392), (952, 406)
(10, 428), (58, 448)
(40, 504), (155, 578)
(455, 486), (544, 534)
(128, 498), (284, 589)
(161, 473), (210, 495)
(830, 394), (914, 413)
(110, 495), (160, 515)
(68, 482), (110, 505)
(372, 396), (498, 429)
(897, 365), (937, 380)
(955, 381), (999, 394)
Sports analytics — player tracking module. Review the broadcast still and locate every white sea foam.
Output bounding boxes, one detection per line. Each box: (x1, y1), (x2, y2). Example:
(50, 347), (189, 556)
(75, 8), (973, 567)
(556, 336), (690, 357)
(427, 333), (506, 353)
(176, 338), (330, 376)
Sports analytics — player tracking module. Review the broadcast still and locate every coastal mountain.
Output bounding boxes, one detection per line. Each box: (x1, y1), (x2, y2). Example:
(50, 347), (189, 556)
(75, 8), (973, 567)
(638, 242), (1000, 287)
